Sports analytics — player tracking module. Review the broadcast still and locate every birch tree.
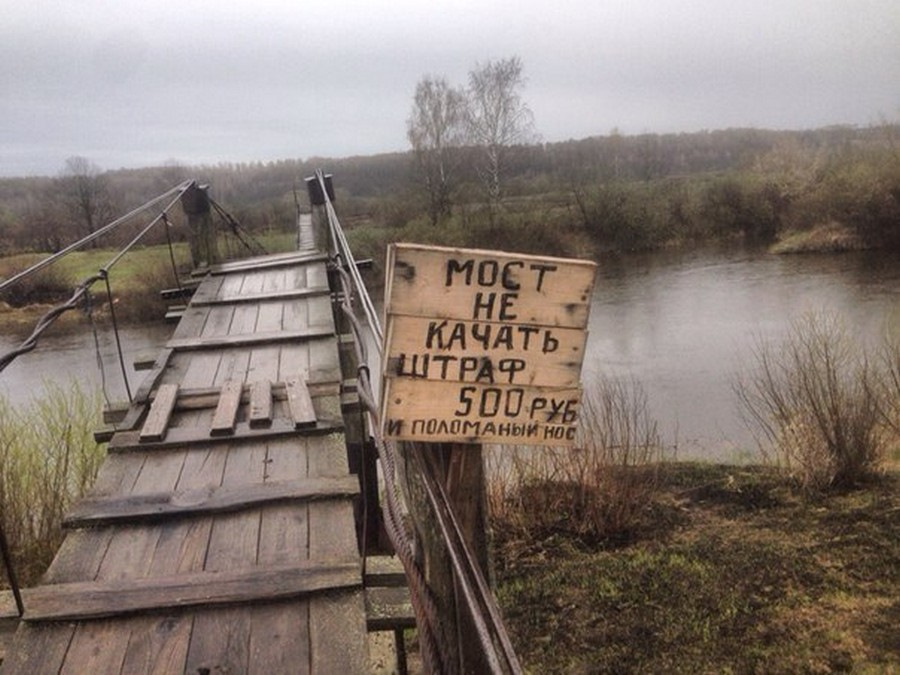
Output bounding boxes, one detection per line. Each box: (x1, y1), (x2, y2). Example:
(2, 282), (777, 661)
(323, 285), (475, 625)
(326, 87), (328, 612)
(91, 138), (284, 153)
(407, 76), (468, 225)
(466, 57), (535, 208)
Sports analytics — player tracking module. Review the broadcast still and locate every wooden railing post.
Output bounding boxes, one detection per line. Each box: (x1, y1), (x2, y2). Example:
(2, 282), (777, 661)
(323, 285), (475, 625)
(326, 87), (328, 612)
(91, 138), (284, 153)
(399, 442), (492, 674)
(180, 181), (219, 269)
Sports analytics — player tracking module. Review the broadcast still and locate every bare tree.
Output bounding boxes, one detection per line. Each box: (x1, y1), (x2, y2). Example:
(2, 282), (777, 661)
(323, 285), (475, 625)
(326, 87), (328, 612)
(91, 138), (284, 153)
(466, 56), (535, 208)
(407, 76), (468, 225)
(57, 156), (114, 246)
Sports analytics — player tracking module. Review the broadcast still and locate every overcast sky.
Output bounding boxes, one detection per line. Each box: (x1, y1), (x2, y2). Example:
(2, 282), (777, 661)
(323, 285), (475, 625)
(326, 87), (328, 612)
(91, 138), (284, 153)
(2, 0), (898, 177)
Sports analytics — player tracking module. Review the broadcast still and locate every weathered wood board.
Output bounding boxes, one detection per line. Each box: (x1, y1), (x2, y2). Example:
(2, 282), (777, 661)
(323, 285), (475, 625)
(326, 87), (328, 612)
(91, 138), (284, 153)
(381, 243), (596, 446)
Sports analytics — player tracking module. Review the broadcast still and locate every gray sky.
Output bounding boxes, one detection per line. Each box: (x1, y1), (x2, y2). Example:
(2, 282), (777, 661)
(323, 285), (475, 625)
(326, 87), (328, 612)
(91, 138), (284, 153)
(2, 0), (899, 177)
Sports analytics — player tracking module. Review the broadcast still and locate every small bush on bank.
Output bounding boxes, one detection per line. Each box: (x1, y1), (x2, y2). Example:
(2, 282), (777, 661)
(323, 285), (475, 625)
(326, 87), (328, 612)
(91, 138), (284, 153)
(735, 313), (887, 493)
(0, 383), (103, 585)
(489, 376), (664, 544)
(0, 259), (72, 307)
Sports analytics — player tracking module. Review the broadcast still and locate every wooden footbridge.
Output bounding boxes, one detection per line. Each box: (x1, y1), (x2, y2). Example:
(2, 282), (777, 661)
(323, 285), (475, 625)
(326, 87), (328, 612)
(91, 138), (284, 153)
(0, 175), (525, 674)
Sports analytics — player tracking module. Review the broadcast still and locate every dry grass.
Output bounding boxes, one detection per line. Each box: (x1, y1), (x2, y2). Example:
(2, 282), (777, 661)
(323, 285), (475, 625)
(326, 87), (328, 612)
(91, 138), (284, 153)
(488, 376), (665, 545)
(735, 313), (889, 493)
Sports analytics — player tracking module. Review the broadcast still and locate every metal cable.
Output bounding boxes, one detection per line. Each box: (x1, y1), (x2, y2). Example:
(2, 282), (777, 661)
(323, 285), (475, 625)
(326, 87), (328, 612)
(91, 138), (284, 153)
(320, 176), (449, 674)
(0, 181), (192, 296)
(101, 272), (132, 403)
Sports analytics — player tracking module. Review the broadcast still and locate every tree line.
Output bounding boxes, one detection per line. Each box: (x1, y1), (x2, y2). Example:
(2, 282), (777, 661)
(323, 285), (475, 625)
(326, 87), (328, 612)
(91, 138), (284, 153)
(1, 110), (898, 256)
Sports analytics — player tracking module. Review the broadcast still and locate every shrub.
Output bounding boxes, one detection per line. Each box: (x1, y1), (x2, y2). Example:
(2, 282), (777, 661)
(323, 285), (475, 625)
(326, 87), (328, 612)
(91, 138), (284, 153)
(0, 260), (72, 307)
(735, 313), (886, 493)
(0, 382), (104, 585)
(489, 375), (664, 543)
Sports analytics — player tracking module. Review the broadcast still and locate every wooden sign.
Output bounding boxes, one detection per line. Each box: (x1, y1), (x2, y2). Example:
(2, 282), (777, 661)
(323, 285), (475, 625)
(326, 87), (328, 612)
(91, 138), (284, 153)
(381, 244), (597, 446)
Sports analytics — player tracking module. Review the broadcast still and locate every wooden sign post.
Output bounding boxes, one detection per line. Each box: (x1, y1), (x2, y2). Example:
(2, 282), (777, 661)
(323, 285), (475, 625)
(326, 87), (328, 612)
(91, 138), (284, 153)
(381, 244), (596, 672)
(381, 244), (596, 446)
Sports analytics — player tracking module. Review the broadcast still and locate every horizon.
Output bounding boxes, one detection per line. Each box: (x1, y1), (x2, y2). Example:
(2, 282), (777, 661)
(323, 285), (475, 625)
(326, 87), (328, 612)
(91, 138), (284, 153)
(3, 1), (897, 179)
(3, 121), (895, 181)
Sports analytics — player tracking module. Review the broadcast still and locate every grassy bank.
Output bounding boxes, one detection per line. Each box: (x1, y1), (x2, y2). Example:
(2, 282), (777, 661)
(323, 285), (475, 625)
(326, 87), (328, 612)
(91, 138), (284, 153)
(0, 231), (297, 334)
(494, 462), (900, 673)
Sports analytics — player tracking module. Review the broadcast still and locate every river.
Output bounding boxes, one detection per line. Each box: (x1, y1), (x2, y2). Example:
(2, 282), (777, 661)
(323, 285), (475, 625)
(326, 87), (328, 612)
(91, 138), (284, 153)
(1, 246), (897, 460)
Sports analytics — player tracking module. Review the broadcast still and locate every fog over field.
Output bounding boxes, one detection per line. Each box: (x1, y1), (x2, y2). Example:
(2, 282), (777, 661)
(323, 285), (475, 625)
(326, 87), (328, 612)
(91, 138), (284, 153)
(2, 0), (898, 176)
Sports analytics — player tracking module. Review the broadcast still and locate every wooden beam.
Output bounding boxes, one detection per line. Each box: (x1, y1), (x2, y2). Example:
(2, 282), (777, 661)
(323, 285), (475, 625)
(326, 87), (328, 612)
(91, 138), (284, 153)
(166, 327), (333, 352)
(63, 476), (360, 528)
(286, 378), (317, 428)
(209, 380), (243, 436)
(191, 286), (331, 307)
(139, 384), (179, 442)
(249, 380), (273, 428)
(109, 418), (344, 452)
(364, 586), (416, 632)
(207, 252), (329, 275)
(22, 561), (361, 622)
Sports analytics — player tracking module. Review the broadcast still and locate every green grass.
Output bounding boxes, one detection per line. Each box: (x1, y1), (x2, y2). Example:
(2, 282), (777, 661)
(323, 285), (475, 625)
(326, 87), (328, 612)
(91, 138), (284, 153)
(494, 463), (900, 673)
(0, 383), (104, 586)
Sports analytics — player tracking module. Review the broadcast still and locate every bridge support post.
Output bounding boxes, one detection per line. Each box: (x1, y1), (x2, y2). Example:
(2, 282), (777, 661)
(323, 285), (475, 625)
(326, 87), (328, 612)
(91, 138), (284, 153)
(400, 442), (492, 674)
(180, 181), (219, 269)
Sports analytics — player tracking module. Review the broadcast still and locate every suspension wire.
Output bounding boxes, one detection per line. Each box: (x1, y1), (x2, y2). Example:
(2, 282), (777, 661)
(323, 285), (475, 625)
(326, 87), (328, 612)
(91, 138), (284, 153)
(320, 175), (447, 674)
(0, 182), (194, 617)
(101, 272), (132, 403)
(161, 213), (185, 297)
(208, 198), (268, 257)
(0, 181), (193, 296)
(317, 169), (523, 674)
(84, 288), (112, 409)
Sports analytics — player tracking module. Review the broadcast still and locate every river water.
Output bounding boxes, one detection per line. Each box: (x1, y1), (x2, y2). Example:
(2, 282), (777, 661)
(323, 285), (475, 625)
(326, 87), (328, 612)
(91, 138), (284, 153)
(1, 246), (897, 460)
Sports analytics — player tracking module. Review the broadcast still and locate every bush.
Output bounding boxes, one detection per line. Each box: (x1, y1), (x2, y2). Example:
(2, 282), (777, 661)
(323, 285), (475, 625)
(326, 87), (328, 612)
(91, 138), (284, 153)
(489, 376), (664, 544)
(0, 259), (72, 307)
(735, 313), (887, 493)
(0, 382), (104, 585)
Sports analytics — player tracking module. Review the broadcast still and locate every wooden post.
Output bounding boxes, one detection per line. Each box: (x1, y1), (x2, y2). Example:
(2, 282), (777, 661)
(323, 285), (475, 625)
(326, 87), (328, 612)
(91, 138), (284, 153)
(399, 442), (492, 674)
(180, 181), (219, 269)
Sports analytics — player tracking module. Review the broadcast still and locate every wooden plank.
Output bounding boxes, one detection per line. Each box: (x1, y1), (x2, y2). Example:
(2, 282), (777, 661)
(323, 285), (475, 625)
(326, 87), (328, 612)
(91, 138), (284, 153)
(166, 327), (332, 351)
(365, 586), (416, 632)
(200, 304), (236, 338)
(186, 274), (223, 304)
(364, 556), (407, 588)
(249, 380), (273, 427)
(384, 314), (589, 387)
(184, 434), (265, 674)
(210, 380), (243, 436)
(132, 350), (158, 371)
(381, 378), (581, 446)
(208, 251), (328, 275)
(64, 476), (359, 527)
(386, 243), (597, 328)
(119, 614), (192, 674)
(0, 622), (77, 674)
(248, 438), (312, 675)
(191, 286), (330, 307)
(21, 561), (361, 621)
(139, 383), (179, 442)
(286, 378), (317, 428)
(109, 418), (344, 452)
(131, 347), (174, 405)
(59, 619), (131, 674)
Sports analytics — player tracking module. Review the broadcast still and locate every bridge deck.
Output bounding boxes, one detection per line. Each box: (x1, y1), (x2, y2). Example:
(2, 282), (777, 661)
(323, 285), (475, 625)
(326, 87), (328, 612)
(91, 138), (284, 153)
(1, 247), (370, 673)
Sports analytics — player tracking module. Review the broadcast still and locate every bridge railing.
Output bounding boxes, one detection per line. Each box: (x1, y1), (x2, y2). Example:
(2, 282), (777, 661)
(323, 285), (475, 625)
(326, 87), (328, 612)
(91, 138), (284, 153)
(308, 170), (522, 675)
